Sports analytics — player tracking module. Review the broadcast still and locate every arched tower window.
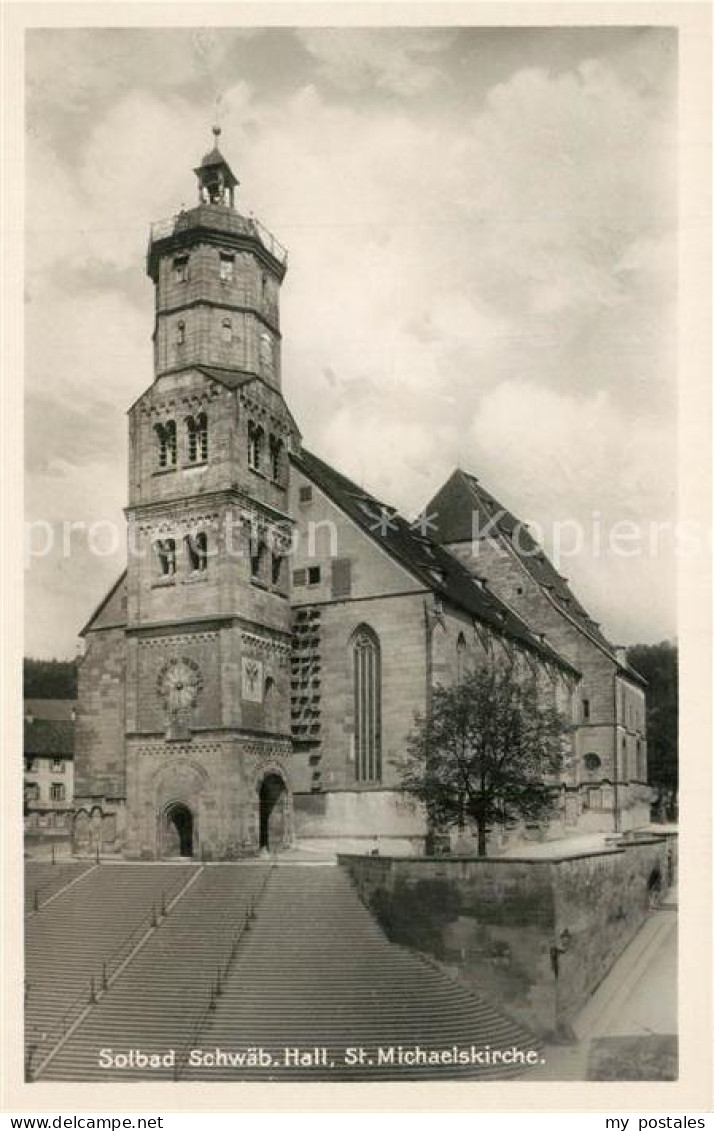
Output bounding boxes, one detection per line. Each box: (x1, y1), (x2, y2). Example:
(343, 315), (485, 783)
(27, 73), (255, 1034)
(185, 531), (208, 573)
(221, 317), (232, 343)
(271, 551), (285, 589)
(250, 533), (266, 581)
(248, 421), (264, 471)
(196, 412), (208, 461)
(155, 421), (177, 469)
(352, 626), (382, 783)
(177, 320), (186, 346)
(155, 538), (177, 577)
(269, 434), (283, 483)
(185, 413), (208, 463)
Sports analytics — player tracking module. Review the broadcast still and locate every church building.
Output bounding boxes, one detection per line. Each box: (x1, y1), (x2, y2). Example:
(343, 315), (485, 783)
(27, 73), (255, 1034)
(72, 134), (650, 860)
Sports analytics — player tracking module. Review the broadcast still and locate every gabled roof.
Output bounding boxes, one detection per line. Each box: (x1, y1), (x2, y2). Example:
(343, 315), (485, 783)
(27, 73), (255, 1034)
(427, 469), (645, 685)
(24, 699), (76, 722)
(24, 717), (74, 758)
(293, 449), (580, 677)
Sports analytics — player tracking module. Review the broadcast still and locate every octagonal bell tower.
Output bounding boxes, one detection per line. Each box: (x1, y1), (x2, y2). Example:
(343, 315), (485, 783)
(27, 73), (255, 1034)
(147, 126), (286, 390)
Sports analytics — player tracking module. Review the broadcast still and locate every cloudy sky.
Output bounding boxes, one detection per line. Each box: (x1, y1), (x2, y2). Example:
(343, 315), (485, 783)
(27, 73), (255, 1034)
(24, 24), (678, 658)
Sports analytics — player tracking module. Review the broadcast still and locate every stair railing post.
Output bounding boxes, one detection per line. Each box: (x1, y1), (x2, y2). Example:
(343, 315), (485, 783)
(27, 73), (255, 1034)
(89, 976), (96, 1004)
(151, 903), (158, 928)
(33, 890), (39, 912)
(160, 891), (167, 917)
(101, 962), (108, 992)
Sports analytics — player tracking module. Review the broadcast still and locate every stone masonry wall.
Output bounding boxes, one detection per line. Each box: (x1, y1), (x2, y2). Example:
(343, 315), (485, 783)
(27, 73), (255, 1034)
(74, 627), (126, 800)
(340, 853), (559, 1036)
(339, 834), (677, 1039)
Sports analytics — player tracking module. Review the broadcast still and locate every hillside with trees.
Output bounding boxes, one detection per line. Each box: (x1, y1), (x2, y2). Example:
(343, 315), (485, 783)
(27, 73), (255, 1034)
(23, 658), (77, 700)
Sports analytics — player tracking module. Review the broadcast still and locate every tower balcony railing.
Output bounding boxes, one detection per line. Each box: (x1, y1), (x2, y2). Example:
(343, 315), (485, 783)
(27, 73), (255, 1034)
(149, 206), (288, 267)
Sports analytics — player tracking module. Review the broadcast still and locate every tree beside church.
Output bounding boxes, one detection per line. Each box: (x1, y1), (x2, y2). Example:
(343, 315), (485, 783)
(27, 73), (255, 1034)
(397, 662), (572, 856)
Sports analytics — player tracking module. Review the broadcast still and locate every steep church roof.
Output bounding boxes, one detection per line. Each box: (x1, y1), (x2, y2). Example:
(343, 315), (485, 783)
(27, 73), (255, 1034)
(426, 469), (645, 686)
(293, 449), (580, 677)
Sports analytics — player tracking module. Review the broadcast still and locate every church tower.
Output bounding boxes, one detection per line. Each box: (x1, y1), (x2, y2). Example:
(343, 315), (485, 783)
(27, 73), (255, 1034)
(117, 131), (299, 859)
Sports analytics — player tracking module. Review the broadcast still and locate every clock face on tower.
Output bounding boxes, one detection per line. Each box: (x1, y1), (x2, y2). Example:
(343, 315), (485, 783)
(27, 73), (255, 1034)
(156, 658), (203, 712)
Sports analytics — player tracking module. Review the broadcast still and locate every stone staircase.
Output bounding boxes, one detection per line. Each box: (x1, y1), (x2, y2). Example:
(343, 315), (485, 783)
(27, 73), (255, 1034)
(183, 866), (540, 1080)
(25, 861), (95, 915)
(28, 863), (541, 1083)
(26, 863), (196, 1076)
(41, 865), (269, 1081)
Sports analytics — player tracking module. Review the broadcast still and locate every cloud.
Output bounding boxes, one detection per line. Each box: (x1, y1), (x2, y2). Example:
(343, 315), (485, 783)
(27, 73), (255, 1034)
(295, 29), (455, 96)
(462, 381), (676, 643)
(23, 28), (677, 653)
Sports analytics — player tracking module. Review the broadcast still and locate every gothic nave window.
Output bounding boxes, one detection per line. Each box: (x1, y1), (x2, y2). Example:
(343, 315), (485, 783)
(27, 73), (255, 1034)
(352, 626), (382, 784)
(155, 538), (177, 578)
(248, 421), (264, 472)
(155, 421), (177, 469)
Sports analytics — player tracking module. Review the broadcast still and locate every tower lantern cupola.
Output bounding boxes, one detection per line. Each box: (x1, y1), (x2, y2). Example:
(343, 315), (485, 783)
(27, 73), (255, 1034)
(194, 126), (239, 207)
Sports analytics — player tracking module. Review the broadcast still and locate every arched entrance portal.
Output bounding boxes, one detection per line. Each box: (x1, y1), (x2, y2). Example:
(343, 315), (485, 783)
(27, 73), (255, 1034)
(259, 774), (287, 851)
(162, 802), (194, 858)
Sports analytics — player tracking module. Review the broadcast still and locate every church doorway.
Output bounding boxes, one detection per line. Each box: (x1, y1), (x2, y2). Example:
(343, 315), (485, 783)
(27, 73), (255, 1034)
(162, 802), (194, 858)
(258, 774), (287, 851)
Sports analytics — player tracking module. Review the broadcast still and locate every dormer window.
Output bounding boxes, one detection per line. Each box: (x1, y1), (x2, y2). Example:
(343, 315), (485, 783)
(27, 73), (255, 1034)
(219, 253), (234, 282)
(174, 255), (188, 283)
(155, 420), (177, 469)
(248, 421), (264, 471)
